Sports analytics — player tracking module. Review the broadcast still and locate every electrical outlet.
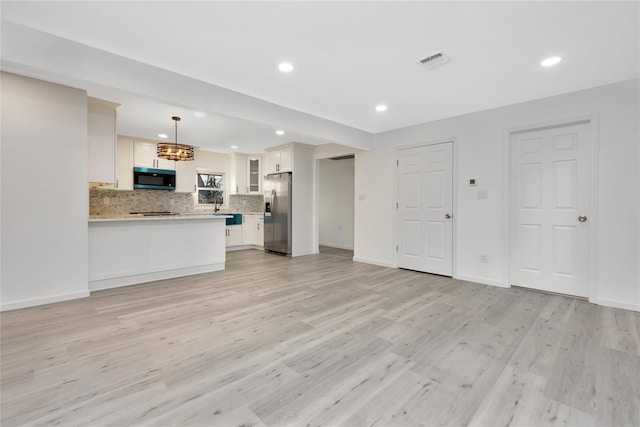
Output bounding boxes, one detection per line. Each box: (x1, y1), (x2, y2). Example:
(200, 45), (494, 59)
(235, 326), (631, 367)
(103, 197), (110, 205)
(480, 253), (488, 263)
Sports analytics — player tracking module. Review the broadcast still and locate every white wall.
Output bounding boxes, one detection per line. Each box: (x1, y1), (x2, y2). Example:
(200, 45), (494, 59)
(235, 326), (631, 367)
(318, 158), (354, 250)
(355, 79), (640, 311)
(292, 144), (316, 256)
(1, 72), (90, 310)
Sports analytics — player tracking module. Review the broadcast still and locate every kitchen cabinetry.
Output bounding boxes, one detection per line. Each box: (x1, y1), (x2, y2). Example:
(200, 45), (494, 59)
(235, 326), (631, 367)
(225, 225), (243, 247)
(242, 214), (264, 246)
(88, 216), (227, 291)
(115, 137), (134, 190)
(230, 154), (262, 194)
(265, 146), (292, 174)
(175, 158), (197, 193)
(229, 153), (247, 194)
(134, 141), (175, 170)
(247, 157), (261, 193)
(88, 98), (118, 184)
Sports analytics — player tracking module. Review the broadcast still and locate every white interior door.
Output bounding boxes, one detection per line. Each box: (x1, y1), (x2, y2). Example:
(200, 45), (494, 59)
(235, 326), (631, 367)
(510, 122), (591, 297)
(397, 142), (453, 276)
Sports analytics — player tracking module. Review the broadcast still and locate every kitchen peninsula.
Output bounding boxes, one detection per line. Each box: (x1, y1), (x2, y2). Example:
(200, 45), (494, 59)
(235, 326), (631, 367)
(88, 214), (230, 291)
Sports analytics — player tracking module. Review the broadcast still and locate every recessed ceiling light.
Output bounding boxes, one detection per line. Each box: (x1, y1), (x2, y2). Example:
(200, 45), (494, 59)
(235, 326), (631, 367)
(194, 111), (206, 118)
(158, 133), (168, 138)
(278, 62), (294, 72)
(276, 130), (285, 135)
(541, 56), (562, 67)
(375, 104), (388, 112)
(230, 145), (239, 150)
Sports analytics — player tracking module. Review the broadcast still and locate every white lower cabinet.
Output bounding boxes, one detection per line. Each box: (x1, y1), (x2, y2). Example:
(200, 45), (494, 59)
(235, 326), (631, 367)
(88, 218), (227, 291)
(225, 225), (243, 247)
(242, 214), (264, 246)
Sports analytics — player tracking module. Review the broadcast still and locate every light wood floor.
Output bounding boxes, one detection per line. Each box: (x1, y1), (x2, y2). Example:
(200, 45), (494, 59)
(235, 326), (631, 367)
(319, 245), (354, 259)
(2, 250), (639, 426)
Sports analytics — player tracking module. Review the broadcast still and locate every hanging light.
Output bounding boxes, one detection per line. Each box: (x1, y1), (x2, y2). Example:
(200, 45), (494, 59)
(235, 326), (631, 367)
(157, 116), (195, 161)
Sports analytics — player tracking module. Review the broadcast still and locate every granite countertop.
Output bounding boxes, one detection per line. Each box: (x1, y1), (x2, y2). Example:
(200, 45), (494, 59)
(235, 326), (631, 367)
(89, 214), (233, 223)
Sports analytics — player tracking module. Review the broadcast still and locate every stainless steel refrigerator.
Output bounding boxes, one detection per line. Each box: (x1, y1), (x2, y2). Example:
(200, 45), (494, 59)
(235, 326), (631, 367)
(264, 172), (292, 255)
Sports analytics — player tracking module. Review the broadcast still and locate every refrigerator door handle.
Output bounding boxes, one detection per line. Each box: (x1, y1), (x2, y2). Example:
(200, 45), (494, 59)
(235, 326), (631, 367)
(271, 189), (276, 212)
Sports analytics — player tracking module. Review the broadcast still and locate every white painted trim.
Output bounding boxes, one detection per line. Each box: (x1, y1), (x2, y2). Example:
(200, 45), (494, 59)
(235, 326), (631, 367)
(89, 263), (225, 291)
(353, 257), (395, 269)
(1, 290), (90, 312)
(395, 138), (457, 275)
(502, 114), (599, 301)
(226, 245), (261, 252)
(587, 115), (600, 304)
(593, 298), (640, 313)
(319, 243), (354, 251)
(454, 274), (508, 288)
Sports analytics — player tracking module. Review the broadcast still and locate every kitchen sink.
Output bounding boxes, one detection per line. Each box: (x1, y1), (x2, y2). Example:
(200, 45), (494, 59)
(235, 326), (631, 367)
(212, 213), (243, 225)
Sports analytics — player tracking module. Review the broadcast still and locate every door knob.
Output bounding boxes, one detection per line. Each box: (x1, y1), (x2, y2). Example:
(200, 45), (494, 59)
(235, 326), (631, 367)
(578, 215), (588, 223)
(445, 213), (451, 219)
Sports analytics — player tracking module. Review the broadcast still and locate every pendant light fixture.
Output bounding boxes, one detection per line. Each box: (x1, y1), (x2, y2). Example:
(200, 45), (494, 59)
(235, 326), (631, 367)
(157, 116), (195, 161)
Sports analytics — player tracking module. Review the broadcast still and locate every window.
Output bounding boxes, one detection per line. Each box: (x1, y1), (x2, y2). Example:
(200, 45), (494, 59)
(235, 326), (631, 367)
(197, 172), (225, 207)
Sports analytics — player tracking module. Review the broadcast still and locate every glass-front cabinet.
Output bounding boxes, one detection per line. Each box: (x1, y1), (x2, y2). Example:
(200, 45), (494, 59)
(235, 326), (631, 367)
(247, 157), (261, 193)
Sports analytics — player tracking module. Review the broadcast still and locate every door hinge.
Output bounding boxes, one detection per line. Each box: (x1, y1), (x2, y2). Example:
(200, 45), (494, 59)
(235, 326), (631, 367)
(396, 202), (398, 209)
(396, 245), (398, 252)
(396, 160), (399, 166)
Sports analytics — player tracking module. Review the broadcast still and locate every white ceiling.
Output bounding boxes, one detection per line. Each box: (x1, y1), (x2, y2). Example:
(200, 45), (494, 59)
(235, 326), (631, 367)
(2, 1), (638, 153)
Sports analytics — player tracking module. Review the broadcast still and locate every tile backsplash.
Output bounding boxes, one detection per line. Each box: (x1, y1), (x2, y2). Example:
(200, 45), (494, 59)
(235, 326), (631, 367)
(229, 194), (265, 213)
(89, 188), (263, 217)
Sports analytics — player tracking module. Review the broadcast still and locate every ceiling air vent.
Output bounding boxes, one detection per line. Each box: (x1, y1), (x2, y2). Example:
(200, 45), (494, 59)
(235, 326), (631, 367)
(418, 51), (452, 70)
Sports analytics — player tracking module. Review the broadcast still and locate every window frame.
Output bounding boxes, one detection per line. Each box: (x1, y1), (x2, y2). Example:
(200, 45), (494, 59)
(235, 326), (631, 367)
(195, 170), (227, 209)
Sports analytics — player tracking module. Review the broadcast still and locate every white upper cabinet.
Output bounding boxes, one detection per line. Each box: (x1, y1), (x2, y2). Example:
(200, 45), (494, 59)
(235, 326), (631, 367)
(265, 146), (292, 174)
(247, 156), (261, 193)
(230, 153), (261, 194)
(115, 137), (133, 190)
(229, 153), (247, 194)
(133, 141), (175, 170)
(88, 98), (118, 184)
(175, 157), (197, 193)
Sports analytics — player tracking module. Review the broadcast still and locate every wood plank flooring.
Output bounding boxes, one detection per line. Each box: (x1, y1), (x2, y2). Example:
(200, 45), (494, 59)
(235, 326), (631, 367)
(2, 249), (639, 426)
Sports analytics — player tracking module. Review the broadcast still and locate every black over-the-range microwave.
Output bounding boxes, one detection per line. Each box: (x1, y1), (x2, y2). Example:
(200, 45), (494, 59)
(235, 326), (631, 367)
(133, 167), (176, 190)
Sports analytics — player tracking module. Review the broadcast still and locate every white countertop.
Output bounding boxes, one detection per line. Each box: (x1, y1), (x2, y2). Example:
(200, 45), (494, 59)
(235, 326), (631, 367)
(89, 214), (233, 223)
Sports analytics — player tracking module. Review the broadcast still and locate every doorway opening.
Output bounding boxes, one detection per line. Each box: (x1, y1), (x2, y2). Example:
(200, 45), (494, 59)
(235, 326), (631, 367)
(317, 155), (355, 258)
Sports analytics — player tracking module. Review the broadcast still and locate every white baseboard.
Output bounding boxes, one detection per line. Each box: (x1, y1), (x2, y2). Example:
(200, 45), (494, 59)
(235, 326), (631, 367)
(1, 290), (90, 311)
(591, 297), (640, 312)
(319, 243), (354, 251)
(352, 257), (395, 268)
(89, 263), (225, 291)
(454, 274), (508, 288)
(226, 245), (265, 252)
